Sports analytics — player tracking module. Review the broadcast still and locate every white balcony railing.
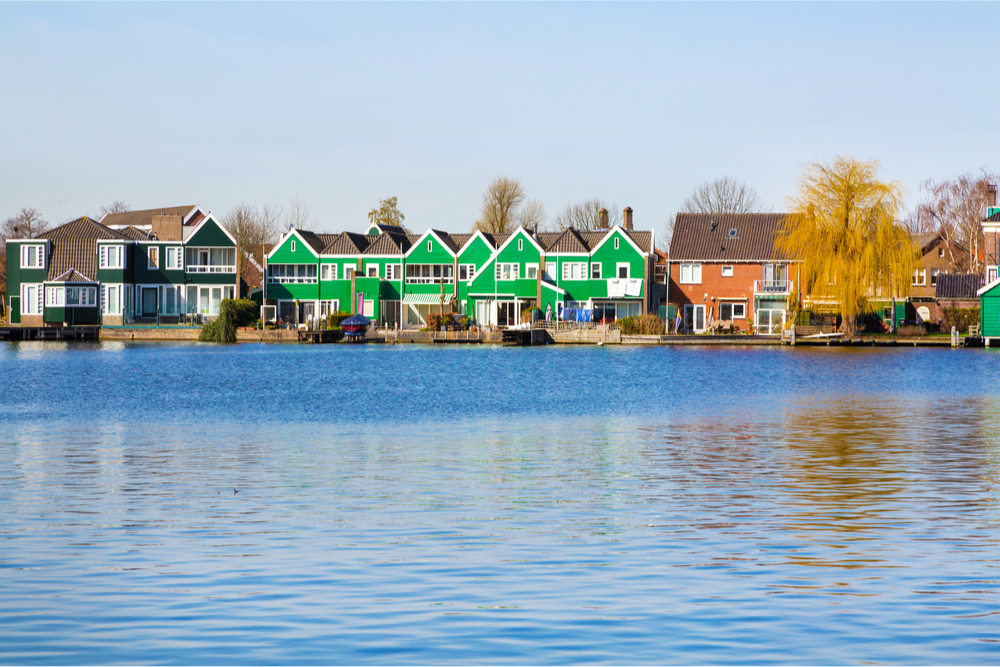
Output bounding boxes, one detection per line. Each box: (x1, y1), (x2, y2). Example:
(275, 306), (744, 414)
(268, 276), (318, 284)
(754, 280), (793, 294)
(187, 265), (236, 274)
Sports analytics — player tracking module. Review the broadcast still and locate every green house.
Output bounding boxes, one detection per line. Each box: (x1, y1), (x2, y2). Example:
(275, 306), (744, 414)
(43, 270), (100, 326)
(978, 277), (1000, 342)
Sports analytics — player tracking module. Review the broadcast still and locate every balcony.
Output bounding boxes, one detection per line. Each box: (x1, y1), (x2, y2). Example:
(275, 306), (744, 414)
(187, 265), (235, 274)
(754, 280), (793, 295)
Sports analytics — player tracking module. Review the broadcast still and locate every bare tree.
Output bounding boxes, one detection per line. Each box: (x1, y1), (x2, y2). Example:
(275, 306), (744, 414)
(473, 177), (525, 234)
(222, 203), (282, 280)
(911, 169), (998, 272)
(283, 195), (316, 232)
(2, 208), (50, 240)
(518, 199), (547, 231)
(100, 201), (131, 216)
(550, 198), (622, 231)
(664, 177), (770, 245)
(368, 196), (410, 233)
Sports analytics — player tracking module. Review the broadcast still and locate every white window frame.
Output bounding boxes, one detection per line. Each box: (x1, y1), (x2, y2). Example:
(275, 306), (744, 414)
(721, 265), (734, 277)
(291, 240), (296, 253)
(591, 263), (602, 280)
(363, 299), (375, 317)
(544, 261), (557, 282)
(525, 263), (539, 280)
(679, 263), (702, 284)
(912, 268), (926, 286)
(427, 240), (432, 252)
(367, 264), (379, 278)
(616, 262), (630, 279)
(22, 284), (41, 315)
(614, 237), (619, 250)
(457, 264), (475, 281)
(344, 265), (355, 280)
(518, 239), (524, 251)
(321, 264), (338, 281)
(20, 244), (45, 269)
(165, 247), (182, 270)
(561, 262), (586, 281)
(147, 246), (159, 270)
(385, 264), (401, 281)
(496, 263), (519, 281)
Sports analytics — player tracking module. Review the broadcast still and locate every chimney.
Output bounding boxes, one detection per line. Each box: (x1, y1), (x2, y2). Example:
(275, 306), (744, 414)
(988, 182), (997, 208)
(599, 208), (609, 229)
(151, 213), (183, 242)
(623, 206), (633, 231)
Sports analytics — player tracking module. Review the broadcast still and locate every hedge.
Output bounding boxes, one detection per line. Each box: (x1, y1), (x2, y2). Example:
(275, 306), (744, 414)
(618, 313), (665, 335)
(943, 307), (980, 334)
(327, 311), (353, 329)
(199, 298), (258, 342)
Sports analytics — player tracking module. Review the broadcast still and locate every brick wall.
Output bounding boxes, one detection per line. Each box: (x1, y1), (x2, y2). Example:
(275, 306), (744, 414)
(669, 261), (762, 325)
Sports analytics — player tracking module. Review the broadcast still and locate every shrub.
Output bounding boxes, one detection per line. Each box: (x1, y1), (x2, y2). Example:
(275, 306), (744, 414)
(223, 298), (259, 328)
(897, 323), (926, 337)
(427, 312), (459, 331)
(943, 307), (980, 334)
(327, 311), (352, 328)
(199, 316), (237, 342)
(618, 313), (665, 335)
(521, 307), (540, 324)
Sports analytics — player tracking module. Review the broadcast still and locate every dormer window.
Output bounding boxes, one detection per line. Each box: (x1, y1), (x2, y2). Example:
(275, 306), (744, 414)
(728, 228), (737, 238)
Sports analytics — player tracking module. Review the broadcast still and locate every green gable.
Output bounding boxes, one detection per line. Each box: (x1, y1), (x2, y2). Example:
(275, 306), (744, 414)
(406, 232), (454, 264)
(186, 217), (235, 247)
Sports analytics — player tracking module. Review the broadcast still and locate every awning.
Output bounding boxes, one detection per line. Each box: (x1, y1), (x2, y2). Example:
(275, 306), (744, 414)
(402, 293), (448, 304)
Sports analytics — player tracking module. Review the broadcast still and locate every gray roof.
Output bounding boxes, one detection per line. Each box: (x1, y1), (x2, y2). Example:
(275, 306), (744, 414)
(40, 217), (129, 280)
(669, 213), (790, 262)
(50, 268), (95, 283)
(935, 273), (983, 299)
(363, 233), (405, 255)
(101, 205), (197, 228)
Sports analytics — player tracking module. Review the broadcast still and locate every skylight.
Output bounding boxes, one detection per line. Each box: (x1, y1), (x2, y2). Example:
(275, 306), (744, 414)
(728, 228), (738, 238)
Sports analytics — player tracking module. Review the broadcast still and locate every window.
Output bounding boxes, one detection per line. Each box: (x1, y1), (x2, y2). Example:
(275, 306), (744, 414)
(291, 240), (296, 253)
(617, 263), (630, 279)
(614, 237), (619, 250)
(345, 265), (355, 280)
(458, 264), (475, 281)
(931, 268), (939, 285)
(61, 286), (96, 307)
(526, 263), (538, 280)
(496, 263), (519, 281)
(102, 285), (119, 315)
(912, 268), (926, 286)
(367, 265), (379, 278)
(427, 240), (432, 252)
(518, 239), (523, 251)
(544, 261), (558, 282)
(46, 286), (63, 307)
(721, 265), (734, 277)
(321, 264), (338, 281)
(679, 263), (702, 284)
(591, 263), (602, 279)
(728, 228), (738, 238)
(405, 264), (454, 284)
(385, 264), (401, 281)
(100, 245), (123, 270)
(20, 245), (45, 269)
(720, 302), (746, 320)
(147, 247), (159, 269)
(939, 247), (945, 258)
(165, 247), (183, 270)
(185, 247), (235, 273)
(22, 284), (40, 315)
(267, 264), (318, 284)
(363, 300), (374, 317)
(561, 262), (586, 280)
(990, 267), (998, 284)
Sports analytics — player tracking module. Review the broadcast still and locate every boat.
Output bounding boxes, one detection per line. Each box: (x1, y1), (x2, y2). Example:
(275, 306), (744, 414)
(340, 314), (371, 338)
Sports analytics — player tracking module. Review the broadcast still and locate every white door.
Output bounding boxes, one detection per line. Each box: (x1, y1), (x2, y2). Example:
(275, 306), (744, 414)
(684, 304), (706, 333)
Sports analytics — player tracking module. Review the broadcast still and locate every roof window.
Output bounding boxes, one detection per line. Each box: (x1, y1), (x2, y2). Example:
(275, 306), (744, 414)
(728, 228), (738, 238)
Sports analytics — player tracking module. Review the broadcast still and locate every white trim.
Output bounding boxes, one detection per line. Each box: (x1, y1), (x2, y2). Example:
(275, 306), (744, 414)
(977, 276), (1000, 296)
(183, 213), (238, 246)
(615, 262), (631, 279)
(403, 229), (458, 259)
(467, 227), (544, 284)
(267, 228), (320, 259)
(457, 229), (496, 255)
(589, 225), (647, 257)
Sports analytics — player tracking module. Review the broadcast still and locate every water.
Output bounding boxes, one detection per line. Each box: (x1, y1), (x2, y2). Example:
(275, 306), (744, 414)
(2, 342), (1000, 664)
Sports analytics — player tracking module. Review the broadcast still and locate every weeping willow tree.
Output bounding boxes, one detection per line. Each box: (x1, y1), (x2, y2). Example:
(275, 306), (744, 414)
(777, 156), (918, 335)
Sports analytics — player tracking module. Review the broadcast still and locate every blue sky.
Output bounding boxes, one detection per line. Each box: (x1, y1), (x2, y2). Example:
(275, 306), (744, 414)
(1, 2), (997, 241)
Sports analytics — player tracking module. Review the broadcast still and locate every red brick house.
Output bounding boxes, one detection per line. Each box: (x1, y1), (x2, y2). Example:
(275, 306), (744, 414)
(667, 213), (793, 334)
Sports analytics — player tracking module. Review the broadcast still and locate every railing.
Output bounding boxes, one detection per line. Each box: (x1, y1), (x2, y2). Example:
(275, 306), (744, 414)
(268, 276), (318, 284)
(754, 280), (793, 294)
(405, 277), (454, 285)
(187, 265), (236, 273)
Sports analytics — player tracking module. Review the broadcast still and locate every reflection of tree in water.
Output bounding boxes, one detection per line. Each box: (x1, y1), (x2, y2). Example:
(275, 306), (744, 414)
(777, 396), (1000, 569)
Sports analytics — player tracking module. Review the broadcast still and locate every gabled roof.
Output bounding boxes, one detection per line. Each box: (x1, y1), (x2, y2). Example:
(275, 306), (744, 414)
(363, 232), (405, 256)
(985, 211), (1000, 223)
(404, 229), (458, 258)
(117, 226), (150, 241)
(625, 230), (654, 253)
(936, 273), (983, 299)
(669, 213), (790, 262)
(297, 230), (332, 254)
(40, 216), (128, 241)
(546, 228), (589, 253)
(99, 205), (201, 228)
(367, 223), (408, 235)
(589, 225), (650, 256)
(49, 268), (95, 283)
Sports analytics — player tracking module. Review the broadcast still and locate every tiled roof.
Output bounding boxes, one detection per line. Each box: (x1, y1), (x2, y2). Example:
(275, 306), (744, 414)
(625, 230), (653, 253)
(322, 232), (368, 255)
(669, 213), (790, 262)
(118, 226), (150, 240)
(41, 216), (128, 241)
(50, 268), (95, 283)
(450, 233), (474, 250)
(363, 233), (404, 255)
(100, 206), (196, 229)
(431, 230), (459, 253)
(372, 223), (408, 235)
(546, 228), (589, 253)
(935, 273), (983, 299)
(986, 211), (1000, 223)
(39, 217), (128, 281)
(297, 231), (329, 254)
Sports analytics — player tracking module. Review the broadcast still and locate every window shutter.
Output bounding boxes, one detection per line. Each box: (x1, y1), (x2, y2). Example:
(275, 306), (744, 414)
(38, 246), (45, 268)
(562, 263), (568, 280)
(37, 286), (43, 313)
(101, 285), (107, 313)
(100, 247), (106, 269)
(496, 263), (501, 280)
(515, 264), (520, 279)
(177, 247), (184, 270)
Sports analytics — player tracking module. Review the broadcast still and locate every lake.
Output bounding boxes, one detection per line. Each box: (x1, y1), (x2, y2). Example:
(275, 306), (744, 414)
(1, 342), (1000, 664)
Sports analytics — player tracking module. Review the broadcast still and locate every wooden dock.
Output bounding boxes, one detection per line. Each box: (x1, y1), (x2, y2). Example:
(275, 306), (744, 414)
(297, 329), (344, 344)
(0, 326), (100, 341)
